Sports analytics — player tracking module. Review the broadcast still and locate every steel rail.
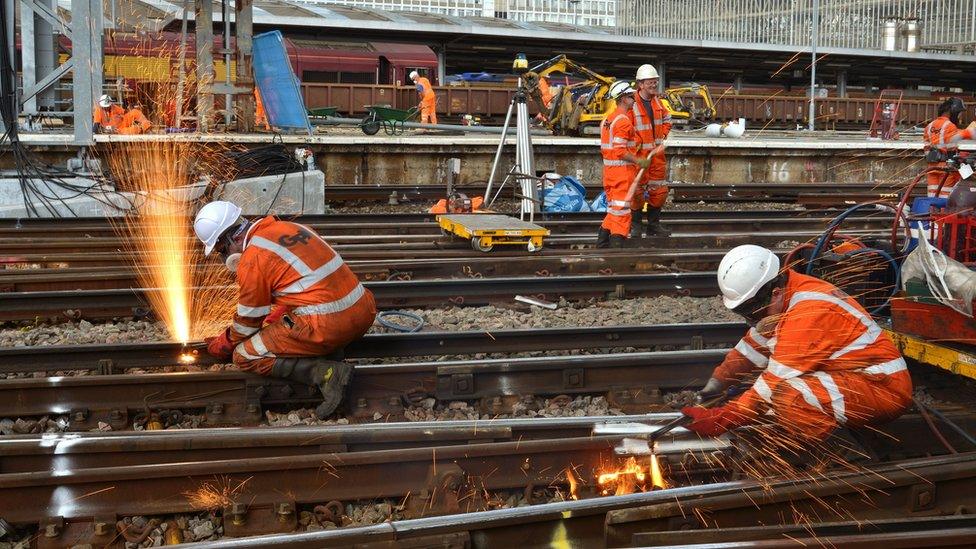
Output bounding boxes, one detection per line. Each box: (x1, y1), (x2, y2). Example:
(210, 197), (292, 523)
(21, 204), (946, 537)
(0, 272), (728, 321)
(0, 214), (889, 240)
(0, 323), (746, 372)
(0, 347), (736, 428)
(0, 413), (689, 473)
(169, 452), (976, 549)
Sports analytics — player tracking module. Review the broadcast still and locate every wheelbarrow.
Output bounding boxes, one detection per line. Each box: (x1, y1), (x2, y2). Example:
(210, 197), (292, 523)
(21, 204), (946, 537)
(361, 105), (420, 135)
(308, 106), (339, 118)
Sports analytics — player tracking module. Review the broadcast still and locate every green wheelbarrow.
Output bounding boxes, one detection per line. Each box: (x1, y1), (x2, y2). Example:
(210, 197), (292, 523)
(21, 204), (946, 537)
(361, 105), (420, 135)
(308, 106), (340, 118)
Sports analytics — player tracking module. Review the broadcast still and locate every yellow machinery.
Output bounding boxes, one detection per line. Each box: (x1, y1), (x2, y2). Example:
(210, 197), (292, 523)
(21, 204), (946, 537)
(522, 55), (716, 135)
(437, 214), (549, 253)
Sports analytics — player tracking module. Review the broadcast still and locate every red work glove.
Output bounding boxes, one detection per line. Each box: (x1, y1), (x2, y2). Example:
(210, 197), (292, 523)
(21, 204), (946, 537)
(264, 306), (286, 326)
(205, 328), (234, 360)
(681, 405), (746, 437)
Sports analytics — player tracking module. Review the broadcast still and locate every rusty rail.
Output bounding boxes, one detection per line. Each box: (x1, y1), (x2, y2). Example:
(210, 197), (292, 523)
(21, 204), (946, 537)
(158, 452), (976, 548)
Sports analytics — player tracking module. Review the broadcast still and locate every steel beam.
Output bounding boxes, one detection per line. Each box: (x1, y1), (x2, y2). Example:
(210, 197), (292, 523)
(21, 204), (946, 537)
(196, 0), (214, 132)
(235, 0), (255, 132)
(69, 0), (101, 145)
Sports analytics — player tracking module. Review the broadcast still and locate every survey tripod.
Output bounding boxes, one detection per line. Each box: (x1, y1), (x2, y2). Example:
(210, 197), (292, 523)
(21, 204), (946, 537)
(484, 54), (539, 222)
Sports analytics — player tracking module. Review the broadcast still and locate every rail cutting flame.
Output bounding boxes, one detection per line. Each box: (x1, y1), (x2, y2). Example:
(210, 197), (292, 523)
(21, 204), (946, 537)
(564, 467), (579, 500)
(597, 454), (668, 496)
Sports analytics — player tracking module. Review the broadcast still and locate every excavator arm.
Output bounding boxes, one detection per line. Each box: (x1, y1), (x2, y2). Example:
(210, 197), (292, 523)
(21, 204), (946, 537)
(521, 55), (617, 136)
(661, 84), (716, 122)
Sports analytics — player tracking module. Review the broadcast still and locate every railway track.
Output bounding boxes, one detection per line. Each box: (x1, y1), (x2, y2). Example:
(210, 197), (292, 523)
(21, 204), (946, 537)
(0, 322), (745, 427)
(0, 271), (728, 321)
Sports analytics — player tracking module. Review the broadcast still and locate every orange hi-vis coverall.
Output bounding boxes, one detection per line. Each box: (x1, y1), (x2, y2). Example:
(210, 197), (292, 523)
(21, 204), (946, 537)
(119, 107), (152, 135)
(228, 216), (377, 375)
(712, 270), (912, 442)
(600, 108), (639, 237)
(924, 115), (974, 198)
(415, 76), (437, 125)
(93, 104), (125, 131)
(629, 95), (671, 210)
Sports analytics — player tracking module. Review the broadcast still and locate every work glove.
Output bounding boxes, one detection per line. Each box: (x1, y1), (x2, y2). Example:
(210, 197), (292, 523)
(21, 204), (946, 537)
(205, 328), (235, 360)
(681, 405), (745, 437)
(264, 306), (286, 326)
(699, 377), (729, 398)
(635, 157), (652, 169)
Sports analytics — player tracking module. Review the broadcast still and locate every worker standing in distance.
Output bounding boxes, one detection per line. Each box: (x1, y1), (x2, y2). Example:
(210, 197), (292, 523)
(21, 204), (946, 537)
(194, 201), (377, 419)
(598, 81), (652, 248)
(410, 70), (438, 125)
(923, 98), (976, 198)
(682, 244), (912, 442)
(629, 64), (672, 237)
(93, 95), (125, 134)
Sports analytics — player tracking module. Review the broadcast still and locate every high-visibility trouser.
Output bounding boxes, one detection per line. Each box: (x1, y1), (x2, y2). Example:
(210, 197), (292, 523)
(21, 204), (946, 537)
(758, 362), (912, 442)
(421, 96), (437, 125)
(927, 161), (961, 198)
(633, 146), (669, 210)
(601, 163), (636, 236)
(232, 290), (376, 375)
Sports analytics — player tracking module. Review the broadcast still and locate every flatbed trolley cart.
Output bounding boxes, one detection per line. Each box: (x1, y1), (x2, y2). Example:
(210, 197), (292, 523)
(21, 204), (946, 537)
(437, 213), (549, 253)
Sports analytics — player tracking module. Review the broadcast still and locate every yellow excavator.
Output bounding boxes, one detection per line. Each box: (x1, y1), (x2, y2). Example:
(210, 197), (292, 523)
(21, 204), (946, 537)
(522, 55), (716, 135)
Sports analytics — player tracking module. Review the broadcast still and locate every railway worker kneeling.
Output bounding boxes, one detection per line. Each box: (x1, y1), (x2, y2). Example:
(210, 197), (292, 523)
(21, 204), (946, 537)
(194, 201), (377, 418)
(682, 244), (912, 442)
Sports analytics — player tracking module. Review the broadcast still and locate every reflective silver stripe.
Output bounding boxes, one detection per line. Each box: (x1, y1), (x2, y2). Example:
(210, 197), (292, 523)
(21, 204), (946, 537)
(752, 375), (773, 404)
(786, 378), (824, 412)
(234, 341), (263, 361)
(939, 123), (948, 146)
(861, 356), (907, 375)
(767, 357), (804, 379)
(608, 200), (630, 207)
(250, 236), (313, 275)
(237, 304), (272, 317)
(606, 207), (631, 216)
(249, 333), (275, 358)
(603, 159), (630, 166)
(233, 322), (259, 336)
(767, 337), (777, 352)
(734, 339), (768, 368)
(748, 327), (770, 347)
(812, 371), (847, 424)
(787, 291), (882, 359)
(275, 254), (344, 296)
(292, 283), (366, 316)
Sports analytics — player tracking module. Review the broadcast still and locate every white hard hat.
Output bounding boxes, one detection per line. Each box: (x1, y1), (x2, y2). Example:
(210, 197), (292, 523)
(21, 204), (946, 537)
(717, 244), (780, 309)
(98, 94), (113, 108)
(194, 201), (243, 256)
(636, 64), (659, 80)
(409, 71), (419, 80)
(608, 80), (636, 100)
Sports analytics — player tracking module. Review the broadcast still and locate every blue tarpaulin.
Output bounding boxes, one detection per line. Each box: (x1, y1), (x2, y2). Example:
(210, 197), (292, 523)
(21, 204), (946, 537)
(253, 31), (312, 134)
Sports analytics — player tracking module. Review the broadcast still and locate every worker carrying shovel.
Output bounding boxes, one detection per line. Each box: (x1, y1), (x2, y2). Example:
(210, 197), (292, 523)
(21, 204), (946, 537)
(194, 201), (377, 418)
(682, 244), (912, 442)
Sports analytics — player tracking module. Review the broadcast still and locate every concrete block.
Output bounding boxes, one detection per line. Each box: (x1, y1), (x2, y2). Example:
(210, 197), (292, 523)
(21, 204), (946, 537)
(216, 169), (325, 215)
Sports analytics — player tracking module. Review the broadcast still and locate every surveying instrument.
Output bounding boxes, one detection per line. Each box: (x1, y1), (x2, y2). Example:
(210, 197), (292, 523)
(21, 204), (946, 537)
(436, 53), (549, 252)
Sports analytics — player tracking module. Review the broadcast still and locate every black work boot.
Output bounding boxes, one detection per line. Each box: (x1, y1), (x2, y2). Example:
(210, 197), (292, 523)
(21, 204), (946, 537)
(271, 357), (353, 419)
(609, 234), (626, 248)
(629, 214), (643, 238)
(596, 227), (611, 248)
(646, 207), (671, 237)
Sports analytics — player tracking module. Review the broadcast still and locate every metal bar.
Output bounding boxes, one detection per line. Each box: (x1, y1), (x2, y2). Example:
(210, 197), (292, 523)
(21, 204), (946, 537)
(809, 0), (818, 131)
(196, 0), (214, 132)
(235, 0), (254, 132)
(69, 0), (99, 145)
(19, 58), (72, 105)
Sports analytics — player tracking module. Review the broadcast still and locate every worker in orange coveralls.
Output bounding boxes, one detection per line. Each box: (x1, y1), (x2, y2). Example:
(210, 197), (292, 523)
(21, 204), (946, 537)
(409, 70), (437, 125)
(597, 81), (652, 249)
(118, 102), (152, 135)
(629, 64), (672, 237)
(194, 201), (377, 418)
(93, 95), (125, 133)
(682, 244), (912, 442)
(923, 97), (976, 198)
(534, 75), (555, 122)
(255, 88), (270, 130)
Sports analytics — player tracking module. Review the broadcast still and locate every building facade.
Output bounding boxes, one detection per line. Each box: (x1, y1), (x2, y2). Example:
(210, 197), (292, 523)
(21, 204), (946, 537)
(616, 0), (976, 54)
(297, 0), (615, 25)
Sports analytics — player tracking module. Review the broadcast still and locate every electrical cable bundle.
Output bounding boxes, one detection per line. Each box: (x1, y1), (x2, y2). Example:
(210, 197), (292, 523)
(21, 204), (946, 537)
(0, 1), (136, 218)
(216, 144), (303, 182)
